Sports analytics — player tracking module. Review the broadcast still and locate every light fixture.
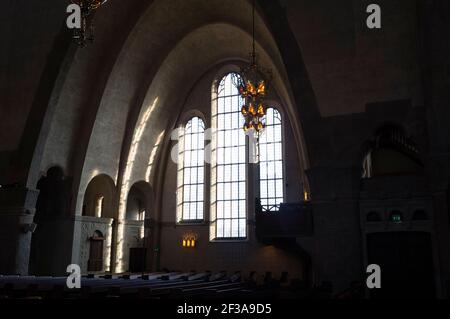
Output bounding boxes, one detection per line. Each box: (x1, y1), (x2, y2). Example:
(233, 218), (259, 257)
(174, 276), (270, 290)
(239, 0), (271, 135)
(304, 191), (311, 202)
(182, 239), (196, 248)
(71, 0), (108, 47)
(182, 233), (197, 248)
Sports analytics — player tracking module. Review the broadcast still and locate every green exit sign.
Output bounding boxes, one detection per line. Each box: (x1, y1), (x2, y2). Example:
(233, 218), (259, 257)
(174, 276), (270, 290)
(390, 212), (403, 223)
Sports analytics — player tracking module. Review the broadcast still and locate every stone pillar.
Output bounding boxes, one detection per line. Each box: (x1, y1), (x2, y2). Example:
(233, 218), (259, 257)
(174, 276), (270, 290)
(305, 166), (363, 293)
(0, 186), (39, 275)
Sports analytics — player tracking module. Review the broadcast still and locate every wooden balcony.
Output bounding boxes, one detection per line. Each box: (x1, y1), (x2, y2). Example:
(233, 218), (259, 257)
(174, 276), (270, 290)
(255, 200), (314, 240)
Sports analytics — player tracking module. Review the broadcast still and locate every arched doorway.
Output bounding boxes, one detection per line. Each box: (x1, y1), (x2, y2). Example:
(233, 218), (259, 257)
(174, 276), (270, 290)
(83, 174), (116, 218)
(88, 230), (105, 271)
(125, 181), (153, 273)
(88, 230), (105, 272)
(81, 174), (116, 273)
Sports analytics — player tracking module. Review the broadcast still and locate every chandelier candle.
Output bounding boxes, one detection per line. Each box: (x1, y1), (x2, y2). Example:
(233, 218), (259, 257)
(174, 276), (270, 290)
(238, 0), (271, 135)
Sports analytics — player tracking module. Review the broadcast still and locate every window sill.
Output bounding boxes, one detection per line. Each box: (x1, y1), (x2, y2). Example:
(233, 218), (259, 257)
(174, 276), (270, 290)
(176, 220), (206, 226)
(209, 237), (248, 243)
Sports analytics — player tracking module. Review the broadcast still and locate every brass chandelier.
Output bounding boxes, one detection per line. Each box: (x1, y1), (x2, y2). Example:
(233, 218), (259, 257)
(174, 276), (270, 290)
(239, 0), (271, 135)
(71, 0), (108, 47)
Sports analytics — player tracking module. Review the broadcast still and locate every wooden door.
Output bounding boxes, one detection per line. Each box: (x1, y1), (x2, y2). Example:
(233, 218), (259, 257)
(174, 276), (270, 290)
(88, 239), (103, 272)
(129, 248), (147, 273)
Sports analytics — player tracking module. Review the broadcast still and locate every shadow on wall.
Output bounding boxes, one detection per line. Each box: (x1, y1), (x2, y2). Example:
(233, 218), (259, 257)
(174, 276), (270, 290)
(29, 166), (71, 275)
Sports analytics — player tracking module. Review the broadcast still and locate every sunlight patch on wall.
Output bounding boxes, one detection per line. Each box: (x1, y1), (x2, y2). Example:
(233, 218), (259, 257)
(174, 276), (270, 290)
(104, 227), (113, 272)
(90, 169), (100, 181)
(139, 222), (145, 240)
(115, 97), (159, 272)
(145, 130), (166, 183)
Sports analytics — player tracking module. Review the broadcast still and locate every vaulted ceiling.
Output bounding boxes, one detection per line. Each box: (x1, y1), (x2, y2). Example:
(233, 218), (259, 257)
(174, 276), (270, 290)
(2, 0), (442, 210)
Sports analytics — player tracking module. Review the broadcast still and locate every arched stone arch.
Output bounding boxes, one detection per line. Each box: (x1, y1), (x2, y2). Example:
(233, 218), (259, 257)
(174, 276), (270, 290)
(211, 64), (243, 96)
(178, 110), (207, 129)
(116, 23), (288, 192)
(20, 0), (314, 274)
(62, 2), (291, 216)
(82, 174), (116, 219)
(125, 181), (154, 221)
(107, 18), (312, 272)
(9, 0), (315, 225)
(118, 181), (154, 272)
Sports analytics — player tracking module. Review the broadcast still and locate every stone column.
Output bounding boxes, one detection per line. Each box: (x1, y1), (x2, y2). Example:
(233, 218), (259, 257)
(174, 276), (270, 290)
(0, 186), (39, 275)
(305, 166), (363, 293)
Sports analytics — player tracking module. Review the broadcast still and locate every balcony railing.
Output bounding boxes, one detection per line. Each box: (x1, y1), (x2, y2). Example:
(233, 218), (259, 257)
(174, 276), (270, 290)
(255, 199), (313, 240)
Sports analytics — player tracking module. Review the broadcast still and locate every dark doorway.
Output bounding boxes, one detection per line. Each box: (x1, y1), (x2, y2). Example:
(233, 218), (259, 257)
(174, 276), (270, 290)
(88, 231), (104, 272)
(367, 232), (435, 299)
(129, 248), (147, 273)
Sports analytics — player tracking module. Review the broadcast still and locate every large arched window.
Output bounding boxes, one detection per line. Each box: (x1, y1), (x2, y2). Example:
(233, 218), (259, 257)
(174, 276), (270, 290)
(177, 117), (205, 221)
(211, 73), (247, 239)
(259, 107), (284, 210)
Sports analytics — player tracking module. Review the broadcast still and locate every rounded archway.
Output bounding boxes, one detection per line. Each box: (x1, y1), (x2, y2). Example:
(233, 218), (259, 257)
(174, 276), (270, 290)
(122, 181), (154, 272)
(126, 181), (153, 221)
(18, 0), (312, 277)
(82, 174), (116, 219)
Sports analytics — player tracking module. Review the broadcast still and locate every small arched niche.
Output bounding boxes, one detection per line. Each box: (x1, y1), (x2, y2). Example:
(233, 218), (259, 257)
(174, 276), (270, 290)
(366, 211), (381, 222)
(91, 230), (104, 239)
(126, 181), (153, 221)
(82, 174), (116, 218)
(412, 210), (428, 221)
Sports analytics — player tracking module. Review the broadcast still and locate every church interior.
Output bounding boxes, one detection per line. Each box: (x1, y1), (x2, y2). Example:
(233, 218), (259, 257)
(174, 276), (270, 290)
(0, 0), (449, 300)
